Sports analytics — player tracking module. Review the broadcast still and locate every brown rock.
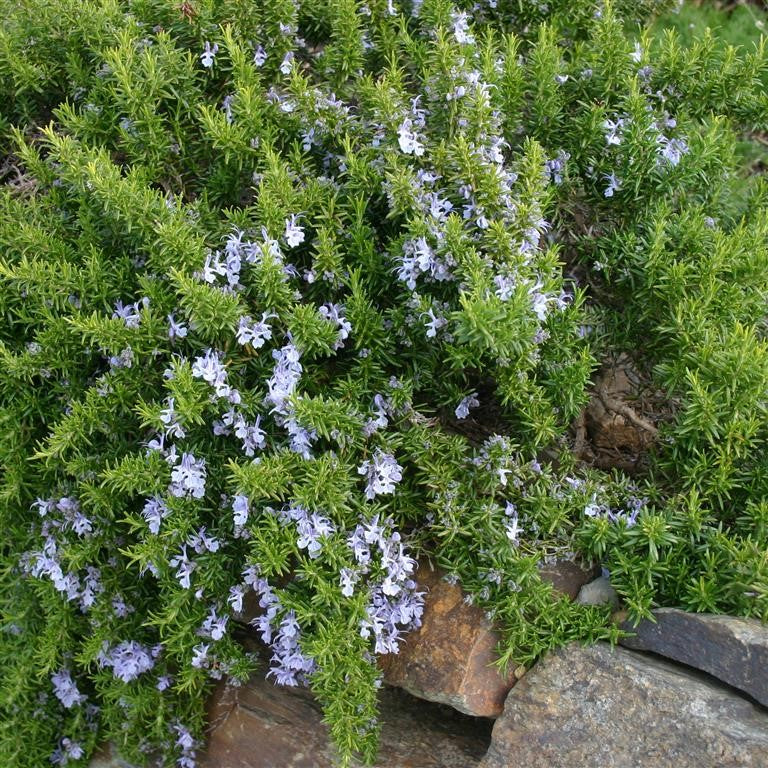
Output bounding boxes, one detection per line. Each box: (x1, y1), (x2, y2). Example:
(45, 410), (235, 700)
(537, 558), (599, 600)
(480, 642), (768, 768)
(380, 559), (593, 718)
(199, 675), (491, 768)
(577, 354), (660, 473)
(379, 563), (515, 718)
(619, 608), (768, 707)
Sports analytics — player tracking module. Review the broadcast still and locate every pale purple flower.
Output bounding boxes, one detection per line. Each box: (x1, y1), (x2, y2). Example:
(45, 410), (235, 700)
(358, 451), (403, 500)
(191, 349), (228, 394)
(348, 525), (371, 564)
(202, 251), (226, 283)
(504, 502), (523, 545)
(175, 724), (195, 751)
(222, 93), (235, 124)
(169, 453), (207, 499)
(236, 312), (274, 347)
(279, 51), (294, 75)
(112, 594), (133, 618)
(318, 303), (351, 349)
(71, 511), (93, 537)
(187, 526), (220, 554)
(603, 172), (621, 198)
(174, 723), (197, 768)
(51, 669), (86, 709)
(285, 417), (316, 458)
(529, 286), (550, 322)
(160, 397), (186, 440)
(363, 394), (389, 436)
(455, 392), (479, 420)
(283, 214), (305, 247)
(232, 495), (249, 527)
(339, 568), (358, 597)
(167, 313), (188, 340)
(295, 512), (336, 558)
(169, 546), (196, 589)
(234, 413), (267, 456)
(452, 11), (475, 44)
(200, 606), (229, 641)
(422, 308), (446, 339)
(201, 41), (218, 68)
(33, 498), (53, 516)
(142, 496), (169, 535)
(109, 346), (134, 370)
(494, 274), (516, 300)
(80, 566), (103, 611)
(545, 150), (570, 184)
(657, 136), (688, 167)
(603, 117), (626, 145)
(213, 407), (236, 437)
(191, 642), (210, 669)
(266, 343), (302, 414)
(397, 118), (424, 156)
(228, 584), (246, 613)
(266, 610), (316, 687)
(99, 640), (155, 682)
(112, 299), (143, 328)
(51, 738), (84, 765)
(253, 44), (267, 67)
(359, 582), (424, 654)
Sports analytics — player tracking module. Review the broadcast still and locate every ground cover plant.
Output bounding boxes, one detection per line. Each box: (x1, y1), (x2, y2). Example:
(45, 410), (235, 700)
(0, 0), (766, 765)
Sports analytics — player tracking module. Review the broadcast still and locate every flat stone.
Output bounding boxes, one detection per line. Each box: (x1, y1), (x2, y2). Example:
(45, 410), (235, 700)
(199, 674), (491, 768)
(619, 608), (768, 706)
(379, 563), (515, 718)
(576, 575), (619, 608)
(480, 642), (768, 768)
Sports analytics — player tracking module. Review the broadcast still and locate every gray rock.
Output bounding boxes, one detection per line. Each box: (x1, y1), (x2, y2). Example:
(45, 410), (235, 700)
(575, 575), (619, 608)
(620, 608), (768, 707)
(89, 745), (138, 768)
(480, 642), (768, 768)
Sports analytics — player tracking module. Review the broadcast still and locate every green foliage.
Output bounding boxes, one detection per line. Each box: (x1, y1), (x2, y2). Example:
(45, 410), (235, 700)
(0, 0), (767, 766)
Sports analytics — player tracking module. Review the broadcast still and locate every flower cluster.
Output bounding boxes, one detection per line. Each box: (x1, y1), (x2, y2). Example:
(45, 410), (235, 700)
(357, 451), (403, 500)
(349, 515), (424, 653)
(97, 640), (159, 683)
(584, 495), (644, 527)
(51, 669), (86, 709)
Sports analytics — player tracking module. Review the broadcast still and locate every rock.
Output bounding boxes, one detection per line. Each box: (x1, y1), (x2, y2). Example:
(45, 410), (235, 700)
(480, 642), (768, 768)
(199, 674), (491, 768)
(619, 608), (768, 707)
(380, 559), (594, 718)
(379, 564), (515, 718)
(577, 354), (659, 473)
(537, 558), (599, 600)
(88, 744), (138, 768)
(575, 575), (619, 609)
